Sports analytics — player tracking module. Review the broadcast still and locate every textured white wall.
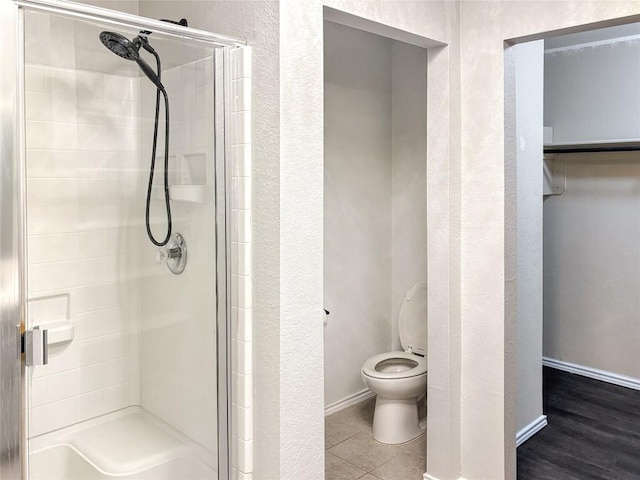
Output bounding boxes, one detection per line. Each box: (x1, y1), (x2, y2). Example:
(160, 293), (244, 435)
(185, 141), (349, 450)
(323, 21), (392, 407)
(391, 41), (428, 353)
(514, 41), (544, 434)
(279, 2), (325, 478)
(545, 39), (640, 144)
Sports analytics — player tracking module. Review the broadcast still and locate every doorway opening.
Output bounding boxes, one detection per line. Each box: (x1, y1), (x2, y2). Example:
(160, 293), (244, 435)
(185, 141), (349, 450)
(512, 22), (640, 479)
(322, 16), (429, 480)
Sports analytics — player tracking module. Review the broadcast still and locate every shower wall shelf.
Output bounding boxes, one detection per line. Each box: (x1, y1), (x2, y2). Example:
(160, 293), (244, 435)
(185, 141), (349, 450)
(38, 320), (74, 345)
(154, 185), (206, 204)
(28, 294), (73, 344)
(169, 185), (206, 204)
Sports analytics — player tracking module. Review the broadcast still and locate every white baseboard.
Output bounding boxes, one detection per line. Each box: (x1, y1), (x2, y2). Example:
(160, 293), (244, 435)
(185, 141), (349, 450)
(325, 389), (375, 416)
(516, 414), (547, 447)
(543, 357), (640, 391)
(424, 416), (546, 479)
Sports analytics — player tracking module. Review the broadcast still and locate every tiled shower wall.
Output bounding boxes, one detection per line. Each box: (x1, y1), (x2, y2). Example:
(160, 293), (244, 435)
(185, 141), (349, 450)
(138, 47), (255, 467)
(26, 64), (142, 437)
(139, 56), (218, 452)
(24, 21), (253, 474)
(231, 46), (253, 480)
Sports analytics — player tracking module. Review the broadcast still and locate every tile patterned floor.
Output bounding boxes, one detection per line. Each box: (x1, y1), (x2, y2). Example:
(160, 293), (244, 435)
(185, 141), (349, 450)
(325, 397), (426, 480)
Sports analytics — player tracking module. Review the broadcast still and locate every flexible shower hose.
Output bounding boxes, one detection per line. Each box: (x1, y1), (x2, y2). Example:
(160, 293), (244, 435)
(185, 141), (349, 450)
(145, 49), (172, 247)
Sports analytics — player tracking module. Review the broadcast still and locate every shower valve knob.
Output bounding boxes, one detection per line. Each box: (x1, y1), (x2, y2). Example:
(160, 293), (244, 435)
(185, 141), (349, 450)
(155, 233), (187, 275)
(155, 247), (181, 264)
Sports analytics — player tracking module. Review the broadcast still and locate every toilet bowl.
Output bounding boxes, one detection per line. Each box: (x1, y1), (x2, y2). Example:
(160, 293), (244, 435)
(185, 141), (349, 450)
(361, 282), (427, 444)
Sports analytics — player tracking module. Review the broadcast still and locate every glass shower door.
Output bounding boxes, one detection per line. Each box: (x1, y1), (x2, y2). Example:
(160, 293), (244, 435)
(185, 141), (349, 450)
(20, 6), (230, 479)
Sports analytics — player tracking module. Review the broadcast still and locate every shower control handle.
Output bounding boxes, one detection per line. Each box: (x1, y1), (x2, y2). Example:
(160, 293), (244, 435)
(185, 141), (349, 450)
(154, 233), (187, 275)
(155, 246), (181, 264)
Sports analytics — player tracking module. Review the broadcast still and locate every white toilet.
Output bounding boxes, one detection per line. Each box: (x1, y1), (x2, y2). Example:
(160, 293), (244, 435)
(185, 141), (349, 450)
(361, 281), (427, 444)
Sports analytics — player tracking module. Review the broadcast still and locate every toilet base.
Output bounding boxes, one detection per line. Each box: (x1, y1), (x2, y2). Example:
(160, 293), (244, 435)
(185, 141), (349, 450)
(372, 396), (426, 444)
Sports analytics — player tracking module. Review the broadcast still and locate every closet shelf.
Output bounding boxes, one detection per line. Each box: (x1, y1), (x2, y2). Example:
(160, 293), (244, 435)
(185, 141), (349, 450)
(545, 139), (640, 154)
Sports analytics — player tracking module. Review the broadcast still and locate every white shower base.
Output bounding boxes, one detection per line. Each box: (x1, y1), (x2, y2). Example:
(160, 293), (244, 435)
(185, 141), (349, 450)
(29, 407), (216, 480)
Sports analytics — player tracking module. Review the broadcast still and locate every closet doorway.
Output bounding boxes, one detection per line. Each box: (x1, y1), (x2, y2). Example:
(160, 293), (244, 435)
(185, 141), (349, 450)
(514, 23), (640, 479)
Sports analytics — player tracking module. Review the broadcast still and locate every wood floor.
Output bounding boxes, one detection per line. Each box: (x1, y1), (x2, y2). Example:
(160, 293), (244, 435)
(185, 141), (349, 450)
(517, 367), (640, 480)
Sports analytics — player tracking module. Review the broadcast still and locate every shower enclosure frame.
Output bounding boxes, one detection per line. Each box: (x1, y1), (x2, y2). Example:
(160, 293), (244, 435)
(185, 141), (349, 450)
(0, 1), (244, 478)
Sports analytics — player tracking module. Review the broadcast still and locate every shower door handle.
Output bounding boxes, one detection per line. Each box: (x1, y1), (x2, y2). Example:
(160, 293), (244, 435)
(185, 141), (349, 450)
(23, 327), (48, 366)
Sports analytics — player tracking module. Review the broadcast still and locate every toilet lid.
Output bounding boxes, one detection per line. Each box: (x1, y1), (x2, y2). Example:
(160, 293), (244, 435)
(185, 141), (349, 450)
(399, 282), (427, 355)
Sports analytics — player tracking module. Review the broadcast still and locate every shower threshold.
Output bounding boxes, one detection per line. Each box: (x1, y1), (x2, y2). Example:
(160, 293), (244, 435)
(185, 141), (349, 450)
(29, 406), (216, 479)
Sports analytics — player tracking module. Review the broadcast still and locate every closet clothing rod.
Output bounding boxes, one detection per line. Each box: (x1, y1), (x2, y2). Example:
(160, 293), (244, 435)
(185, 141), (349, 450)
(545, 145), (640, 154)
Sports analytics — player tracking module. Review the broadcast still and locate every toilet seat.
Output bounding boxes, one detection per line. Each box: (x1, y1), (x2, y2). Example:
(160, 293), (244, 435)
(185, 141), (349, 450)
(399, 282), (427, 355)
(362, 351), (427, 380)
(359, 282), (428, 444)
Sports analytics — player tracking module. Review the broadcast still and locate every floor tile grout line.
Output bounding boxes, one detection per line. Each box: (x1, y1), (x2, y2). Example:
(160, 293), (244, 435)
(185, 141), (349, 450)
(325, 451), (369, 478)
(370, 451), (428, 480)
(327, 441), (385, 474)
(368, 450), (402, 475)
(327, 438), (394, 474)
(357, 474), (383, 480)
(325, 428), (363, 451)
(325, 397), (426, 479)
